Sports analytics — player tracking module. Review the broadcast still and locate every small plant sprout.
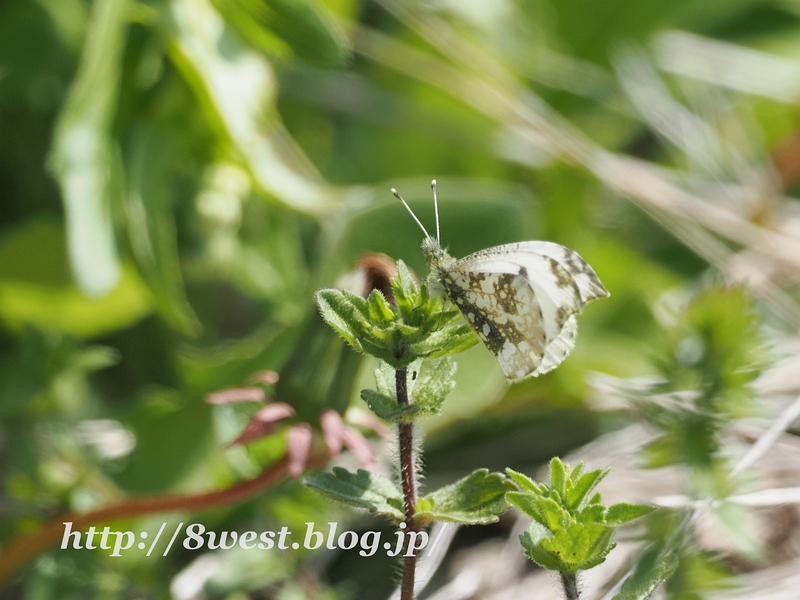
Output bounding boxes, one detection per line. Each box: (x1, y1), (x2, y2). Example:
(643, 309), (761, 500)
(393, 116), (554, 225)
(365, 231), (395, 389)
(507, 458), (656, 599)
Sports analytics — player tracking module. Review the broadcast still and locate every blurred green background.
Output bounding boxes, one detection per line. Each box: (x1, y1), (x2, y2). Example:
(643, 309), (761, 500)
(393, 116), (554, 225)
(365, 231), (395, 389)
(2, 0), (800, 598)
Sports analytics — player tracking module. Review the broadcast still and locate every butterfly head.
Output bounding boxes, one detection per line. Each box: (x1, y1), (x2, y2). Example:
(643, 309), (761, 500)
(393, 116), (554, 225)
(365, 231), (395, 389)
(420, 235), (453, 273)
(393, 180), (456, 277)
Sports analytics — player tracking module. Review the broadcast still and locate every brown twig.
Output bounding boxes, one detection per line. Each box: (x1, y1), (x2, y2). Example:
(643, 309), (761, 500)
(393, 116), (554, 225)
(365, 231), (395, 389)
(0, 450), (329, 583)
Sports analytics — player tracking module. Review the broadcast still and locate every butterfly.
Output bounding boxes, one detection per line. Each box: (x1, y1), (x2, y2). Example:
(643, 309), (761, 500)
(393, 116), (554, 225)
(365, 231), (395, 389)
(392, 180), (609, 381)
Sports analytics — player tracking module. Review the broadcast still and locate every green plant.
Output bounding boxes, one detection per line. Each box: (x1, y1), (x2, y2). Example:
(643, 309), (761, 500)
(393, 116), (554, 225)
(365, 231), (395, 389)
(601, 286), (770, 599)
(507, 458), (656, 599)
(307, 261), (513, 600)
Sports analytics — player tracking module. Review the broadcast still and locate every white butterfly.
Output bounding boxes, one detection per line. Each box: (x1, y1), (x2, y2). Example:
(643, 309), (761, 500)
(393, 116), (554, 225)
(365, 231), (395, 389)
(393, 181), (609, 381)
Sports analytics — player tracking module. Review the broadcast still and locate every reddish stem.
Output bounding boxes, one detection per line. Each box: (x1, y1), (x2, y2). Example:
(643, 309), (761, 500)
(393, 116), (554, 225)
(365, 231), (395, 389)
(396, 367), (418, 600)
(0, 450), (329, 582)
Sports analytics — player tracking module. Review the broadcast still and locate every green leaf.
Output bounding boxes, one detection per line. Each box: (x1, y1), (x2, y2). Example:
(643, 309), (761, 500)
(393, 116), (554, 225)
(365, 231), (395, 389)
(49, 0), (129, 296)
(580, 542), (617, 571)
(304, 468), (404, 521)
(367, 290), (395, 324)
(540, 522), (615, 573)
(361, 340), (407, 369)
(505, 468), (539, 493)
(520, 521), (563, 571)
(606, 503), (657, 525)
(578, 504), (606, 524)
(613, 543), (680, 600)
(374, 359), (401, 399)
(211, 0), (350, 67)
(684, 287), (764, 396)
(507, 491), (547, 525)
(438, 323), (480, 353)
(125, 124), (201, 336)
(408, 324), (478, 359)
(0, 221), (152, 337)
(417, 469), (514, 526)
(667, 551), (735, 595)
(360, 389), (419, 422)
(391, 260), (419, 317)
(316, 262), (476, 370)
(550, 457), (567, 498)
(565, 467), (609, 510)
(359, 388), (396, 417)
(408, 357), (456, 416)
(340, 289), (373, 322)
(508, 492), (567, 531)
(169, 0), (338, 215)
(569, 461), (585, 482)
(541, 496), (571, 531)
(315, 289), (369, 351)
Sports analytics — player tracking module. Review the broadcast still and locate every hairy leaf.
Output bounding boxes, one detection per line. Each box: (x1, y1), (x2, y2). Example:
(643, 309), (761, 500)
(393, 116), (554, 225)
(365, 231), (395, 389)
(304, 468), (404, 521)
(417, 469), (514, 526)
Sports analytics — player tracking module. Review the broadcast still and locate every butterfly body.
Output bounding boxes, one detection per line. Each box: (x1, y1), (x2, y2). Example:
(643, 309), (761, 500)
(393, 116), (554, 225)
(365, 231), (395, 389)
(396, 183), (609, 381)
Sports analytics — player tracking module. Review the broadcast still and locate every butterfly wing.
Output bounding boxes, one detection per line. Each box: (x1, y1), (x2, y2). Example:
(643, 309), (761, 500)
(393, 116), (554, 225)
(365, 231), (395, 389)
(441, 243), (607, 380)
(467, 242), (610, 304)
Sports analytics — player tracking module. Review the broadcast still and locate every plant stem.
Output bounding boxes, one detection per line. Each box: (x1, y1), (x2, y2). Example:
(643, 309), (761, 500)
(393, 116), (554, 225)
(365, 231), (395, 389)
(396, 367), (418, 600)
(560, 572), (580, 600)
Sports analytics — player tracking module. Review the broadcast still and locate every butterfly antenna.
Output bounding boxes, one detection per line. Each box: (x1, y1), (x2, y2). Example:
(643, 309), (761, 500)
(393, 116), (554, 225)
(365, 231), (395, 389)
(392, 187), (431, 240)
(431, 179), (440, 243)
